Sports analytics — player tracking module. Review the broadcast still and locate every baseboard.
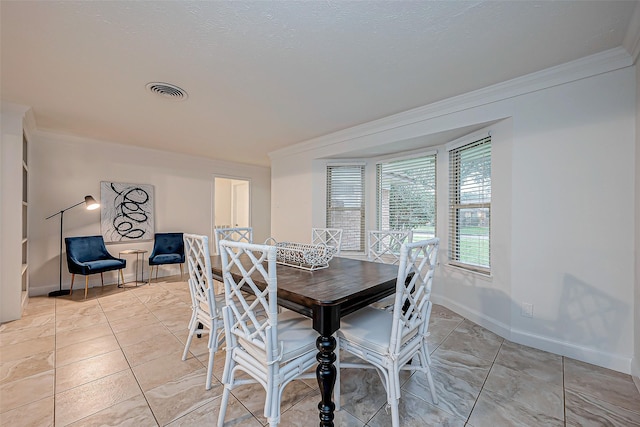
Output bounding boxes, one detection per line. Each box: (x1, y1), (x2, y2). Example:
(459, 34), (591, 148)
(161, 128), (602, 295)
(632, 356), (640, 394)
(431, 294), (511, 340)
(431, 294), (632, 375)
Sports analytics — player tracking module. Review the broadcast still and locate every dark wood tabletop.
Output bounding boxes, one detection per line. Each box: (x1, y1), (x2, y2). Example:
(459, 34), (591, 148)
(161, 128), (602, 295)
(210, 254), (399, 335)
(210, 254), (400, 427)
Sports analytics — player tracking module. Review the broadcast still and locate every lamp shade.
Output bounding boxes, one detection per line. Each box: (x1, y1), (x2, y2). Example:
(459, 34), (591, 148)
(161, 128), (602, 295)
(85, 195), (100, 210)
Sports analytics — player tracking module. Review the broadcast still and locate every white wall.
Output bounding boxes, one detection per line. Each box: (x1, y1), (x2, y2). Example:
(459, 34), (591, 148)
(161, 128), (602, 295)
(270, 56), (636, 373)
(28, 130), (270, 295)
(634, 50), (640, 387)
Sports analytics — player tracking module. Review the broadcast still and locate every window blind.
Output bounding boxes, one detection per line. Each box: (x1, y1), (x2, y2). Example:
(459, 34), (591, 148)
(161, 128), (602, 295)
(376, 154), (436, 241)
(449, 136), (491, 272)
(326, 165), (365, 251)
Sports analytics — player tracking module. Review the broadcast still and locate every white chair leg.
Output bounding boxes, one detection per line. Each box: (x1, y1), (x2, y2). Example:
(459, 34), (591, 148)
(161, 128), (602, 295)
(205, 347), (215, 390)
(182, 323), (196, 361)
(390, 398), (401, 427)
(425, 365), (438, 405)
(217, 386), (232, 427)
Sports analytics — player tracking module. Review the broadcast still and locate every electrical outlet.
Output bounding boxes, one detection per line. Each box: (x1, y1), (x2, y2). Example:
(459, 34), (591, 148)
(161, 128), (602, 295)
(521, 303), (533, 318)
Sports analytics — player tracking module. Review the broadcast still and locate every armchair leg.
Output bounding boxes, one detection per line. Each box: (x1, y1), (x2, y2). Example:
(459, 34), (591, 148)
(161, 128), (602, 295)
(100, 272), (104, 287)
(70, 274), (75, 295)
(120, 269), (125, 287)
(84, 276), (89, 299)
(180, 264), (184, 280)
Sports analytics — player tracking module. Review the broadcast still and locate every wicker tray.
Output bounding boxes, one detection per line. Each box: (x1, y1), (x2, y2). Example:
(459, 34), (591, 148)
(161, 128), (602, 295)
(265, 239), (337, 271)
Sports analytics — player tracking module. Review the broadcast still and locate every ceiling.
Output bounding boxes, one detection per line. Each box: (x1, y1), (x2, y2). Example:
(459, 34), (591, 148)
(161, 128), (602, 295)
(1, 1), (637, 167)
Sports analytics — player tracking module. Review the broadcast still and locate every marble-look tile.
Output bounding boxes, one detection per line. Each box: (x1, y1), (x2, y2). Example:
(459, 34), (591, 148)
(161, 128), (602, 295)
(0, 335), (55, 363)
(132, 351), (204, 391)
(0, 321), (55, 346)
(0, 370), (54, 413)
(564, 357), (640, 413)
(55, 311), (109, 333)
(102, 303), (151, 322)
(56, 300), (104, 318)
(168, 393), (261, 427)
(121, 329), (184, 366)
(429, 305), (465, 342)
(403, 348), (490, 419)
(55, 349), (129, 392)
(437, 320), (503, 362)
(54, 370), (142, 426)
(0, 395), (53, 426)
(0, 350), (54, 385)
(431, 348), (493, 387)
(144, 295), (187, 312)
(228, 378), (315, 424)
(0, 312), (54, 333)
(150, 302), (190, 321)
(113, 321), (175, 348)
(279, 392), (364, 427)
(55, 323), (114, 349)
(427, 315), (463, 350)
(336, 368), (389, 423)
(468, 388), (564, 427)
(145, 368), (222, 425)
(367, 390), (465, 427)
(483, 363), (564, 421)
(21, 298), (55, 317)
(97, 291), (140, 311)
(66, 394), (158, 427)
(108, 311), (162, 333)
(565, 388), (640, 426)
(494, 340), (563, 386)
(133, 288), (173, 305)
(56, 334), (121, 367)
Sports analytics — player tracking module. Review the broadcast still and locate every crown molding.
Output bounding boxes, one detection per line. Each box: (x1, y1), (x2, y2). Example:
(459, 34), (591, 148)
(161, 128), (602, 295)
(269, 47), (633, 160)
(623, 2), (640, 64)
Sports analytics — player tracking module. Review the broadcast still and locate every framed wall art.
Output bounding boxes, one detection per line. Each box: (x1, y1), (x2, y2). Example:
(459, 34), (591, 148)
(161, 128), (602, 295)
(100, 182), (154, 243)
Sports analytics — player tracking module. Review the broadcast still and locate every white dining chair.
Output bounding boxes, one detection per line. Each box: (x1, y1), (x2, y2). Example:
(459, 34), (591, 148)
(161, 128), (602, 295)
(311, 227), (344, 255)
(367, 229), (413, 265)
(336, 237), (440, 427)
(182, 233), (225, 390)
(217, 240), (318, 427)
(213, 226), (253, 252)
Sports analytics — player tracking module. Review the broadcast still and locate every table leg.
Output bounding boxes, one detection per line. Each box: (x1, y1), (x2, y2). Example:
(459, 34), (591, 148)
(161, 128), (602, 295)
(316, 335), (336, 427)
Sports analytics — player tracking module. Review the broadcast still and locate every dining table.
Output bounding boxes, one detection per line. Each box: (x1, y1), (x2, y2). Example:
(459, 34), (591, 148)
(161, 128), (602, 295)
(210, 254), (400, 427)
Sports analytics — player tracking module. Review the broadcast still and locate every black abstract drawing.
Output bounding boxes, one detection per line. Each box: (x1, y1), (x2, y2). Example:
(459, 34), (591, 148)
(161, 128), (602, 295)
(101, 182), (154, 242)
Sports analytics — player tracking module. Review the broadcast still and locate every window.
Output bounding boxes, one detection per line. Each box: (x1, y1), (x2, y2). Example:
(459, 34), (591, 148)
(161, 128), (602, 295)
(326, 165), (365, 251)
(449, 136), (491, 273)
(376, 154), (436, 242)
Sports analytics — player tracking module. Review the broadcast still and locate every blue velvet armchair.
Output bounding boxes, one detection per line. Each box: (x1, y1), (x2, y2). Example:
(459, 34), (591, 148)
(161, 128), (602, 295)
(65, 235), (126, 299)
(149, 232), (185, 282)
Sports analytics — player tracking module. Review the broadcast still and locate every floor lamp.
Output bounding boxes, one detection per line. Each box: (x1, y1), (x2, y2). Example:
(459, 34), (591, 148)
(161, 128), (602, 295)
(46, 195), (101, 297)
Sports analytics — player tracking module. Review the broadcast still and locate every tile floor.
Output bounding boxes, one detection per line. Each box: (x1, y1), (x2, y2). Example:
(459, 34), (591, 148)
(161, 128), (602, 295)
(1, 276), (639, 426)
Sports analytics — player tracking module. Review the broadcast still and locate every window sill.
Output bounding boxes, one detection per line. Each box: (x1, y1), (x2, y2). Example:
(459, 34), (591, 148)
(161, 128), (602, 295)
(444, 263), (493, 279)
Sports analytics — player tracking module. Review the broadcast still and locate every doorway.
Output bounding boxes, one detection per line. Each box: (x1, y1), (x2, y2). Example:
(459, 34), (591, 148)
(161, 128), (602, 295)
(214, 176), (250, 229)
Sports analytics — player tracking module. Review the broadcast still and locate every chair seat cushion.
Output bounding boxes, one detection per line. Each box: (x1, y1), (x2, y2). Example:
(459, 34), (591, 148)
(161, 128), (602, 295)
(77, 259), (126, 275)
(149, 254), (183, 265)
(239, 310), (317, 364)
(338, 306), (394, 355)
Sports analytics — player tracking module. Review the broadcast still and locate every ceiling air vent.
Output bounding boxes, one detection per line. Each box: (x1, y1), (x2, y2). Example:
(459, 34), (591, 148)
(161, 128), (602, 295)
(145, 82), (188, 101)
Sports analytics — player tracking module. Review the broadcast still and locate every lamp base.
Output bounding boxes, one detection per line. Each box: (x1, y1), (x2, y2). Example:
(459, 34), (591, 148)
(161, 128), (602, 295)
(48, 289), (71, 297)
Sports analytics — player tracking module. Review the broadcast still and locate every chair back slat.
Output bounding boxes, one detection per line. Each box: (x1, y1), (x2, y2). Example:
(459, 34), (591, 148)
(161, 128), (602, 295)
(389, 238), (439, 354)
(183, 234), (217, 318)
(219, 240), (278, 361)
(367, 230), (413, 265)
(311, 228), (343, 255)
(214, 227), (253, 253)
